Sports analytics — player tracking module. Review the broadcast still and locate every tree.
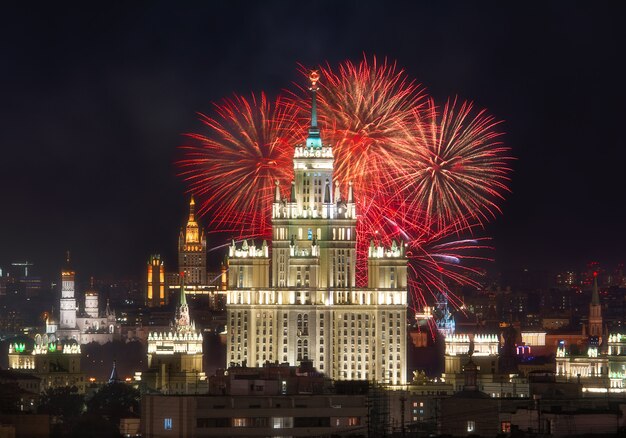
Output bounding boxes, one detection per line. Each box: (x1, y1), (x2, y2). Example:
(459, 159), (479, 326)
(38, 386), (84, 418)
(86, 382), (139, 424)
(0, 382), (22, 413)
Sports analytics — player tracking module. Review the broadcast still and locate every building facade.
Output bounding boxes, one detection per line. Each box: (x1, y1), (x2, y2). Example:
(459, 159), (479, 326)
(8, 338), (86, 393)
(141, 393), (368, 438)
(135, 286), (207, 394)
(225, 72), (408, 384)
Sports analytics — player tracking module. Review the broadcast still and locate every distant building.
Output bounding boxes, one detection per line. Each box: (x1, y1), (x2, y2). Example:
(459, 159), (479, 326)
(8, 337), (86, 394)
(553, 275), (626, 395)
(141, 392), (368, 437)
(146, 254), (167, 307)
(135, 284), (206, 394)
(56, 255), (120, 344)
(442, 333), (530, 397)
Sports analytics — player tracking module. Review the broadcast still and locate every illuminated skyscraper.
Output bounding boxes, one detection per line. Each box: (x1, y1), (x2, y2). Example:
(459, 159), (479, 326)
(146, 254), (167, 307)
(178, 197), (207, 285)
(226, 72), (408, 384)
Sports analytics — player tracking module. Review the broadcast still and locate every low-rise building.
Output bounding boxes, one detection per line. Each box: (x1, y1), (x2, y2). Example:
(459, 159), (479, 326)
(142, 392), (368, 437)
(8, 338), (86, 393)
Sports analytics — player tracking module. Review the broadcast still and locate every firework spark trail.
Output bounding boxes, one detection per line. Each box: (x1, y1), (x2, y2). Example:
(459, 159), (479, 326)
(177, 92), (303, 238)
(316, 57), (426, 193)
(374, 205), (492, 310)
(399, 97), (513, 230)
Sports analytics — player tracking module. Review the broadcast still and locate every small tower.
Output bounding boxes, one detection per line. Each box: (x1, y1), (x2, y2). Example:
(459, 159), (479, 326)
(84, 277), (99, 318)
(175, 273), (190, 329)
(108, 360), (120, 384)
(59, 252), (77, 329)
(588, 272), (603, 339)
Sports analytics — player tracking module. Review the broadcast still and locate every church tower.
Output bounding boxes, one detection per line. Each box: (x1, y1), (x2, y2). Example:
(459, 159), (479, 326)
(588, 272), (603, 339)
(84, 277), (99, 318)
(226, 72), (408, 384)
(178, 197), (207, 285)
(59, 252), (77, 329)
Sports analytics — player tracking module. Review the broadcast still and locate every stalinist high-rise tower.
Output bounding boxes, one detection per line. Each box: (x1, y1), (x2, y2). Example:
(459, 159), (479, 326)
(225, 72), (408, 384)
(178, 196), (207, 285)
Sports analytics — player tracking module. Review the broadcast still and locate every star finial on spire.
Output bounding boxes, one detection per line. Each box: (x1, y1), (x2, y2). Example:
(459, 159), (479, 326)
(306, 70), (322, 148)
(309, 70), (320, 91)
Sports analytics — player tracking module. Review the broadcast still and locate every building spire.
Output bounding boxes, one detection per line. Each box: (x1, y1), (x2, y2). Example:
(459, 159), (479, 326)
(175, 271), (191, 330)
(179, 272), (187, 307)
(591, 271), (600, 306)
(306, 70), (322, 149)
(108, 360), (120, 384)
(274, 180), (281, 202)
(189, 195), (196, 221)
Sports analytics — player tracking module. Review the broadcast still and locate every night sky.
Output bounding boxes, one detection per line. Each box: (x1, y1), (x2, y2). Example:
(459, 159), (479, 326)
(1, 2), (625, 280)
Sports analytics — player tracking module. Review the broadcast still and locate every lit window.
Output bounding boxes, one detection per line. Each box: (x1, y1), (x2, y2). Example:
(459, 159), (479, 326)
(233, 418), (247, 427)
(467, 420), (475, 432)
(164, 418), (172, 430)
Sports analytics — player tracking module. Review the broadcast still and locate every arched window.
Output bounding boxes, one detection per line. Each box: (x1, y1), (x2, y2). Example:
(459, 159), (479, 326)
(303, 314), (309, 335)
(297, 339), (303, 361)
(297, 314), (303, 335)
(303, 339), (309, 360)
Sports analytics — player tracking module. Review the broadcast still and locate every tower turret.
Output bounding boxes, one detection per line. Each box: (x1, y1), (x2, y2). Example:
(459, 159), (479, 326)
(84, 276), (99, 318)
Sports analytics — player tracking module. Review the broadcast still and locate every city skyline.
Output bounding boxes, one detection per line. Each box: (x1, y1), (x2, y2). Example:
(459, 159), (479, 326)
(1, 2), (626, 279)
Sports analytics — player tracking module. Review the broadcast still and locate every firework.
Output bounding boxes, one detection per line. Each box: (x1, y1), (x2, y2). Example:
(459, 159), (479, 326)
(177, 93), (303, 238)
(365, 205), (491, 311)
(291, 57), (426, 206)
(400, 97), (512, 230)
(289, 56), (428, 283)
(178, 56), (512, 316)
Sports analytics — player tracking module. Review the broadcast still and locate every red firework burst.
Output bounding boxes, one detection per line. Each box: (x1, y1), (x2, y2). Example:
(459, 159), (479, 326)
(315, 56), (426, 194)
(177, 56), (513, 316)
(177, 93), (303, 238)
(400, 97), (513, 230)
